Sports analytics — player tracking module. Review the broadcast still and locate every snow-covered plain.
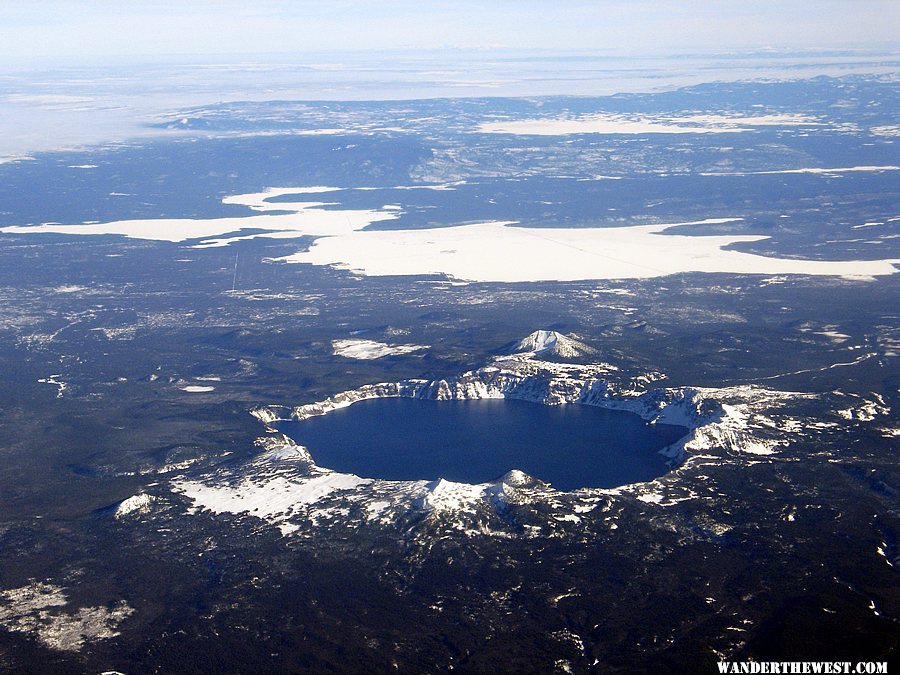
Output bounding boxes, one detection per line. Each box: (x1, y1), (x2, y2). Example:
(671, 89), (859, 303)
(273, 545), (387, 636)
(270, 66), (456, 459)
(280, 218), (899, 282)
(477, 113), (820, 135)
(700, 165), (900, 176)
(4, 187), (897, 282)
(0, 186), (401, 243)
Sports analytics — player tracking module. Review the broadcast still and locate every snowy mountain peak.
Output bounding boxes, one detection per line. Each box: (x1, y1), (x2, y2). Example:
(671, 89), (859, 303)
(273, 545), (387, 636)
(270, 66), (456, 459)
(499, 469), (535, 487)
(511, 330), (596, 358)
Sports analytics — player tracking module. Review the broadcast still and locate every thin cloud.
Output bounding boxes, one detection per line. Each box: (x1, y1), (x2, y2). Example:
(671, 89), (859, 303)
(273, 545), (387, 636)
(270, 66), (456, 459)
(0, 1), (897, 61)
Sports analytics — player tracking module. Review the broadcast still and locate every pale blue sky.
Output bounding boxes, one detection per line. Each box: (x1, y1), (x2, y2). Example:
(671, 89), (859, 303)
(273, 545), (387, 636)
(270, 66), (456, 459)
(1, 0), (898, 62)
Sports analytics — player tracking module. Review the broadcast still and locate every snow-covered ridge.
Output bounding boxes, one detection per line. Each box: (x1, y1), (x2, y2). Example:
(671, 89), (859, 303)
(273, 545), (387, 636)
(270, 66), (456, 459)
(259, 358), (798, 468)
(267, 354), (638, 426)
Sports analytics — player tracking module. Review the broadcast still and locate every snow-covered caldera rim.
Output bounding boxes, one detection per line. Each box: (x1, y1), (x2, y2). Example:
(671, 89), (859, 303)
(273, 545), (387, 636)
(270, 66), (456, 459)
(165, 332), (890, 537)
(242, 339), (795, 493)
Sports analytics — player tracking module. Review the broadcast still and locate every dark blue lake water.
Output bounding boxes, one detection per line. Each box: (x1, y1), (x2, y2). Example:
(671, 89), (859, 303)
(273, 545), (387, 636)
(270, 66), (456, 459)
(275, 398), (688, 490)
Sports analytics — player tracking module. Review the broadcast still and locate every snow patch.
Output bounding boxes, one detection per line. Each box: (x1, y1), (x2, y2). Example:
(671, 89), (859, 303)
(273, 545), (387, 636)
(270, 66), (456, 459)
(114, 493), (156, 519)
(871, 125), (900, 137)
(0, 581), (132, 653)
(174, 470), (371, 525)
(38, 374), (67, 398)
(421, 478), (489, 515)
(332, 338), (428, 359)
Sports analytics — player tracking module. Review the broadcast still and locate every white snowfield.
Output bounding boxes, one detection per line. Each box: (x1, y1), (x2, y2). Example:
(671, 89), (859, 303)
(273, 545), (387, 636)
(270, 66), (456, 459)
(477, 113), (820, 135)
(175, 471), (371, 521)
(332, 339), (428, 359)
(281, 218), (899, 282)
(700, 165), (900, 177)
(3, 186), (897, 282)
(0, 186), (401, 244)
(421, 478), (492, 514)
